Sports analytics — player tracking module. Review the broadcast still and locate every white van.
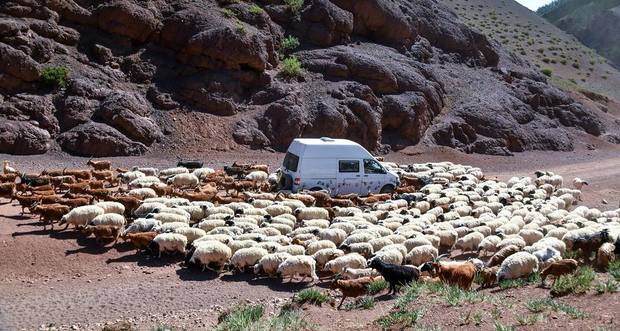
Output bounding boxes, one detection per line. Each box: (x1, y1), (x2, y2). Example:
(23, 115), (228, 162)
(279, 137), (400, 196)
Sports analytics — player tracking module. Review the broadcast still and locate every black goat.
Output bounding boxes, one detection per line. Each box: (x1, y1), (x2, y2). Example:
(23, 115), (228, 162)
(369, 258), (419, 295)
(177, 160), (203, 169)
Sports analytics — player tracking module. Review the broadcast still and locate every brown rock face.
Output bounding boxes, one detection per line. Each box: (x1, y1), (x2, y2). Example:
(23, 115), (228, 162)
(0, 0), (614, 156)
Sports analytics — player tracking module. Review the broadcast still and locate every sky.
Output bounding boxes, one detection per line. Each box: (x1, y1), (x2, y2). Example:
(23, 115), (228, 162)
(515, 0), (555, 11)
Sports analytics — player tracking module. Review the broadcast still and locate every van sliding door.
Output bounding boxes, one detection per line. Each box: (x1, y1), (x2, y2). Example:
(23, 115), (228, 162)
(336, 160), (362, 196)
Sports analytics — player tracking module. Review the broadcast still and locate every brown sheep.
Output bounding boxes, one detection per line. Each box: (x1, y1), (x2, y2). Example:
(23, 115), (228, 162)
(596, 243), (616, 270)
(122, 232), (158, 252)
(487, 245), (520, 267)
(31, 203), (71, 229)
(82, 225), (121, 245)
(540, 259), (579, 287)
(87, 159), (112, 171)
(478, 266), (500, 289)
(330, 276), (377, 309)
(421, 260), (477, 290)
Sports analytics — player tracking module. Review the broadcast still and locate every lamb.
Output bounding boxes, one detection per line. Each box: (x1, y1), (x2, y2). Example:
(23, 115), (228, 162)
(167, 173), (199, 188)
(230, 247), (269, 272)
(122, 232), (158, 252)
(324, 253), (367, 274)
(89, 213), (126, 227)
(82, 225), (120, 245)
(454, 232), (484, 253)
(294, 207), (329, 221)
(59, 205), (105, 229)
(148, 233), (188, 258)
(496, 252), (539, 282)
(330, 276), (377, 309)
(369, 258), (420, 295)
(487, 245), (521, 267)
(253, 252), (292, 277)
(478, 266), (500, 288)
(187, 240), (232, 271)
(405, 245), (438, 266)
(540, 259), (579, 287)
(277, 255), (318, 282)
(596, 243), (616, 270)
(421, 259), (478, 290)
(341, 267), (381, 280)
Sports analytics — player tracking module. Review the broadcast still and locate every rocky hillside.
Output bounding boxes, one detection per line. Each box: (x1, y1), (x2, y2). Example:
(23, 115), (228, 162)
(538, 0), (620, 70)
(0, 0), (618, 157)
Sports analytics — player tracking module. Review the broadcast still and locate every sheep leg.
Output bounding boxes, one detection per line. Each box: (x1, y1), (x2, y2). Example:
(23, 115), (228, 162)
(337, 296), (346, 310)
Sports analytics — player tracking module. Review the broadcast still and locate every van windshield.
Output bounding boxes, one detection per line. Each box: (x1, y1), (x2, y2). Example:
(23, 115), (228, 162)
(364, 159), (386, 174)
(283, 152), (299, 172)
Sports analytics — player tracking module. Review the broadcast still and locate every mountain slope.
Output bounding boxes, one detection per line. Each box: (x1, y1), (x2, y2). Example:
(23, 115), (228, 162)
(538, 0), (620, 70)
(439, 0), (620, 102)
(0, 0), (618, 157)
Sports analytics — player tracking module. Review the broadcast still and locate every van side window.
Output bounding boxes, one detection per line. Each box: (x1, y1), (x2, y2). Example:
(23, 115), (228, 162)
(364, 159), (385, 174)
(283, 152), (299, 172)
(339, 160), (360, 173)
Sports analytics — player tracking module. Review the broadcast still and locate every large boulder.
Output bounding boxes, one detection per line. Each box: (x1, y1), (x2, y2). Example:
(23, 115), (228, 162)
(94, 0), (159, 43)
(298, 0), (354, 47)
(57, 122), (147, 156)
(0, 42), (40, 82)
(0, 120), (51, 154)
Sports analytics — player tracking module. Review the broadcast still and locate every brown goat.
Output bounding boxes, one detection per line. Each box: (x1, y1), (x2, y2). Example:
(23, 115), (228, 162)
(0, 173), (18, 183)
(60, 182), (90, 193)
(86, 180), (105, 190)
(540, 259), (579, 287)
(31, 203), (71, 229)
(106, 195), (142, 215)
(41, 169), (65, 177)
(0, 182), (16, 199)
(49, 176), (77, 187)
(29, 184), (55, 192)
(87, 159), (112, 171)
(326, 198), (356, 207)
(478, 266), (500, 289)
(11, 194), (41, 213)
(176, 189), (217, 202)
(487, 245), (520, 267)
(213, 194), (245, 204)
(330, 276), (377, 309)
(86, 188), (111, 200)
(150, 183), (174, 197)
(82, 225), (121, 245)
(63, 169), (92, 180)
(122, 232), (158, 251)
(58, 197), (92, 208)
(421, 260), (477, 290)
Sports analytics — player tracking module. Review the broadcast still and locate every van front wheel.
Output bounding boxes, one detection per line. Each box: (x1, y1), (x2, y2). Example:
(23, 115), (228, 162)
(380, 184), (395, 194)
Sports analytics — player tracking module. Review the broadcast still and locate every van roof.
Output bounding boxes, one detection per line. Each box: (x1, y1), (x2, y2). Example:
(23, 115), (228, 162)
(287, 138), (374, 159)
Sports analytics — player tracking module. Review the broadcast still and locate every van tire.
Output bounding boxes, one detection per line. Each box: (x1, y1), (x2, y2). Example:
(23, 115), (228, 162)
(380, 184), (395, 194)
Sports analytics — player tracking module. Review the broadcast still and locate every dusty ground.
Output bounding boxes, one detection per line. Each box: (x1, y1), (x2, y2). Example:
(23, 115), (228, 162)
(1, 146), (620, 330)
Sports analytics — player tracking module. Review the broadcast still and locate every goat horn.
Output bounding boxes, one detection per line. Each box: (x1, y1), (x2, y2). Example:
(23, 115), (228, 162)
(435, 253), (450, 262)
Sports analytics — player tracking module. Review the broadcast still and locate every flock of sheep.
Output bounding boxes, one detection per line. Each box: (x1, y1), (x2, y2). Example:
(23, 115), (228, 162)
(1, 158), (620, 309)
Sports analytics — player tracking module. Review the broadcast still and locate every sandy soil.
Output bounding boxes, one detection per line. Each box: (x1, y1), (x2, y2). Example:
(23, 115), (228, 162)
(1, 146), (620, 330)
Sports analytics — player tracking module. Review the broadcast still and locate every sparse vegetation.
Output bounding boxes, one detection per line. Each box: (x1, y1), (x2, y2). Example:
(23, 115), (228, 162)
(280, 35), (300, 55)
(499, 272), (540, 289)
(376, 309), (424, 330)
(343, 296), (375, 311)
(609, 261), (620, 280)
(248, 4), (264, 15)
(284, 0), (304, 14)
(367, 279), (389, 295)
(40, 66), (69, 88)
(294, 289), (328, 306)
(216, 304), (264, 331)
(235, 20), (247, 34)
(516, 313), (544, 326)
(280, 56), (303, 77)
(459, 311), (483, 326)
(541, 68), (553, 77)
(596, 279), (619, 294)
(526, 298), (588, 318)
(551, 266), (595, 296)
(222, 8), (236, 18)
(493, 321), (515, 331)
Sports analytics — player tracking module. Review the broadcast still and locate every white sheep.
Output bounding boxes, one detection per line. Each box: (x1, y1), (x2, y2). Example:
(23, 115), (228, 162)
(150, 233), (187, 258)
(129, 176), (161, 189)
(405, 244), (438, 266)
(133, 202), (165, 217)
(118, 171), (145, 183)
(174, 227), (206, 244)
(533, 247), (562, 268)
(572, 178), (588, 190)
(278, 244), (306, 256)
(518, 229), (544, 246)
(496, 251), (539, 282)
(312, 248), (344, 268)
(341, 267), (381, 280)
(192, 167), (215, 180)
(294, 207), (329, 221)
(128, 188), (157, 199)
(167, 173), (199, 188)
(60, 205), (105, 229)
(324, 253), (367, 274)
(478, 235), (501, 255)
(147, 212), (189, 224)
(277, 255), (318, 281)
(89, 213), (126, 227)
(132, 166), (158, 176)
(306, 240), (337, 255)
(253, 252), (292, 277)
(454, 232), (484, 252)
(122, 218), (161, 235)
(95, 201), (126, 215)
(159, 167), (189, 178)
(189, 240), (231, 271)
(230, 247), (269, 271)
(245, 171), (269, 183)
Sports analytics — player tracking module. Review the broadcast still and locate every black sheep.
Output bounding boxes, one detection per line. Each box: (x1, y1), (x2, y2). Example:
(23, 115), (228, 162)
(369, 259), (420, 295)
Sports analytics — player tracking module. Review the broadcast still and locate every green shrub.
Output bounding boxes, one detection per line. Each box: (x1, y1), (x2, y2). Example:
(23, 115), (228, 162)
(280, 56), (303, 77)
(284, 0), (304, 13)
(248, 4), (264, 14)
(40, 66), (69, 88)
(596, 279), (619, 294)
(235, 21), (247, 34)
(343, 296), (375, 311)
(216, 304), (264, 331)
(222, 8), (236, 18)
(541, 68), (553, 76)
(367, 279), (389, 295)
(515, 314), (544, 326)
(294, 289), (328, 306)
(258, 308), (316, 331)
(499, 272), (540, 289)
(376, 309), (423, 330)
(526, 298), (588, 319)
(551, 266), (595, 296)
(281, 35), (300, 54)
(493, 322), (515, 331)
(609, 261), (620, 280)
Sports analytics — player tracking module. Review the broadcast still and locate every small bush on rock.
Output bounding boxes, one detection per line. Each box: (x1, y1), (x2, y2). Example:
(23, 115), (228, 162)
(40, 66), (69, 88)
(281, 56), (302, 77)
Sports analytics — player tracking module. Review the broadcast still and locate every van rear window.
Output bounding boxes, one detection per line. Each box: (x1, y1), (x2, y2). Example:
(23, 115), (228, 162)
(339, 160), (360, 173)
(283, 152), (299, 172)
